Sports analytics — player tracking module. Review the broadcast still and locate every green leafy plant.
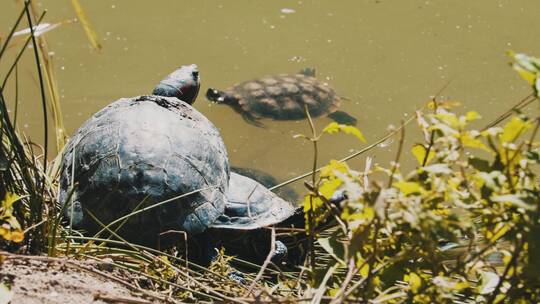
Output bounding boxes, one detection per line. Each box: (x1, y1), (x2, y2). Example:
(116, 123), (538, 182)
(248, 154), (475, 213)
(295, 53), (540, 303)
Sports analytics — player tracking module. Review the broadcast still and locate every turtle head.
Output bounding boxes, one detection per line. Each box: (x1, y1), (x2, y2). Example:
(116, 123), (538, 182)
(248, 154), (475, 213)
(206, 88), (237, 105)
(152, 64), (200, 104)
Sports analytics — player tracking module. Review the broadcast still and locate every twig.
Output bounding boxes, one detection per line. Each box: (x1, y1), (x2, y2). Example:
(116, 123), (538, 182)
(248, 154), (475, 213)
(245, 227), (276, 296)
(342, 261), (386, 300)
(330, 258), (356, 304)
(486, 237), (524, 304)
(483, 93), (536, 130)
(527, 117), (540, 152)
(387, 120), (406, 187)
(93, 293), (152, 304)
(269, 115), (415, 192)
(305, 105), (318, 284)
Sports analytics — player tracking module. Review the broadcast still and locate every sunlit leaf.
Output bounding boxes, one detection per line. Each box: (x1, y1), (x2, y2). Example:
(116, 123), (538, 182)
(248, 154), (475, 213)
(487, 223), (510, 243)
(461, 132), (490, 152)
(430, 123), (459, 136)
(411, 144), (435, 165)
(1, 192), (22, 210)
(500, 116), (532, 143)
(491, 194), (536, 211)
(394, 181), (424, 196)
(359, 262), (370, 278)
(508, 51), (540, 75)
(322, 122), (366, 143)
(437, 100), (462, 109)
(512, 64), (536, 85)
(465, 111), (481, 122)
(9, 230), (24, 243)
(0, 226), (24, 243)
(319, 178), (343, 200)
(478, 271), (500, 295)
(422, 163), (452, 175)
(434, 112), (459, 129)
(320, 159), (349, 178)
(405, 272), (422, 293)
(343, 205), (375, 224)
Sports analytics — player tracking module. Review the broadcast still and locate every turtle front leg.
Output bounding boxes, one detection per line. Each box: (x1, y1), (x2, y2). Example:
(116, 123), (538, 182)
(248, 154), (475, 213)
(241, 112), (266, 128)
(271, 240), (288, 264)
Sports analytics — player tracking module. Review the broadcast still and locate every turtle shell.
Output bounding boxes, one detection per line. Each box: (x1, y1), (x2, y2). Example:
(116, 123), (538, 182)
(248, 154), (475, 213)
(208, 172), (305, 265)
(210, 172), (298, 230)
(225, 72), (340, 120)
(59, 95), (229, 246)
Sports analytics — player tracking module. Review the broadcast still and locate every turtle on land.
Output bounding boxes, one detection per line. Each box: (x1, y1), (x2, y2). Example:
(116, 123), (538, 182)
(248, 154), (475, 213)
(206, 68), (357, 127)
(59, 65), (232, 251)
(213, 173), (349, 266)
(211, 172), (305, 265)
(58, 64), (318, 266)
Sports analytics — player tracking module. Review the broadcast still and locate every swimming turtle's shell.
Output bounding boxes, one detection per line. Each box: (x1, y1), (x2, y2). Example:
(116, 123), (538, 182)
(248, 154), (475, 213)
(59, 95), (229, 246)
(225, 71), (340, 120)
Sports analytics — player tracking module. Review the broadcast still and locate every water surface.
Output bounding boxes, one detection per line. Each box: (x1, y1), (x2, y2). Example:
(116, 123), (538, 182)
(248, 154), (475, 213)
(1, 0), (539, 195)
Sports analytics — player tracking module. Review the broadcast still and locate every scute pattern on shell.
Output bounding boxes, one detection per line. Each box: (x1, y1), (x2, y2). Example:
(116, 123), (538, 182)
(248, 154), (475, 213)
(211, 172), (297, 230)
(226, 73), (341, 120)
(59, 95), (229, 245)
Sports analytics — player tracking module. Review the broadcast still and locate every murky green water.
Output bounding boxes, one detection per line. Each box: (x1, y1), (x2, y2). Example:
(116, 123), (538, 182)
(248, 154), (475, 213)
(1, 0), (539, 194)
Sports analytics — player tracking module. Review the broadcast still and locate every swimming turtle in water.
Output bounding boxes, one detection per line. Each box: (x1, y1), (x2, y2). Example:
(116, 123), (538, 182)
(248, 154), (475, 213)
(206, 68), (357, 127)
(231, 166), (299, 203)
(58, 64), (326, 266)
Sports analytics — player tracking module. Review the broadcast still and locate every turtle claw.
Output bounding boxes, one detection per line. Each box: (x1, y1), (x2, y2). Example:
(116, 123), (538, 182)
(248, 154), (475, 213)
(228, 270), (246, 284)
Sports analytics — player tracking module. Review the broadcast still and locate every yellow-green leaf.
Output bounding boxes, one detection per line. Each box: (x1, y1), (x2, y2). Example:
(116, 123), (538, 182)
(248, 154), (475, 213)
(486, 223), (510, 242)
(478, 271), (500, 295)
(0, 227), (24, 243)
(323, 122), (366, 143)
(405, 272), (422, 293)
(465, 111), (481, 122)
(434, 112), (459, 129)
(319, 178), (343, 200)
(500, 116), (532, 143)
(359, 262), (370, 278)
(319, 159), (349, 178)
(513, 64), (536, 85)
(461, 133), (490, 152)
(394, 181), (424, 196)
(491, 194), (535, 211)
(411, 144), (435, 165)
(1, 192), (21, 210)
